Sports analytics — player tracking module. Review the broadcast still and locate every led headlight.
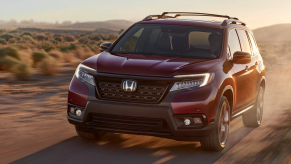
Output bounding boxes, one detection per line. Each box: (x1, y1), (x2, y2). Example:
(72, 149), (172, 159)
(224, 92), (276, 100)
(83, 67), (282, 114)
(75, 64), (96, 86)
(170, 73), (215, 92)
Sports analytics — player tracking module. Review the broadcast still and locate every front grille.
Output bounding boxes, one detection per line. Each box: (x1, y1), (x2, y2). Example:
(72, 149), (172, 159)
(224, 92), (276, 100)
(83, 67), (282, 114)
(97, 81), (167, 103)
(87, 113), (170, 134)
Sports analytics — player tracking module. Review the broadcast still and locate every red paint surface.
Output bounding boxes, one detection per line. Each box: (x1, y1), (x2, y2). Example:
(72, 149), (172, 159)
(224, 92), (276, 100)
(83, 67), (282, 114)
(68, 76), (88, 106)
(171, 83), (218, 123)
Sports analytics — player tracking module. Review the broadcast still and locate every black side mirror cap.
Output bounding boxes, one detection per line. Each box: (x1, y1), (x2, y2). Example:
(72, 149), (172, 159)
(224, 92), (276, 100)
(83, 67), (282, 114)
(100, 42), (112, 52)
(231, 51), (251, 64)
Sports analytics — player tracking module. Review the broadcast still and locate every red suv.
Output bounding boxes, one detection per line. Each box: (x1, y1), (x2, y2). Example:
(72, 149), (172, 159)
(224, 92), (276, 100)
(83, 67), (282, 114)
(68, 12), (265, 151)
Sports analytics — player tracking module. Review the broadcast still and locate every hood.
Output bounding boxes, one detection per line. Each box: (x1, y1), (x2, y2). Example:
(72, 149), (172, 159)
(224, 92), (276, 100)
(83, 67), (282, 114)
(82, 52), (220, 77)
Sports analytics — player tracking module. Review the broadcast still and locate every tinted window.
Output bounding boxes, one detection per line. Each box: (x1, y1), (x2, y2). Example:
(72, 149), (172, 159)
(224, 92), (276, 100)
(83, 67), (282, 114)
(112, 24), (223, 59)
(237, 29), (251, 54)
(248, 31), (259, 55)
(228, 30), (241, 59)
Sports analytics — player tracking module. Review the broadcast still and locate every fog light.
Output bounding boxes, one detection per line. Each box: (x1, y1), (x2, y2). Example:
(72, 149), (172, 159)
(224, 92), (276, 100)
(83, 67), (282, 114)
(184, 118), (191, 126)
(70, 107), (75, 114)
(76, 109), (82, 117)
(194, 118), (202, 124)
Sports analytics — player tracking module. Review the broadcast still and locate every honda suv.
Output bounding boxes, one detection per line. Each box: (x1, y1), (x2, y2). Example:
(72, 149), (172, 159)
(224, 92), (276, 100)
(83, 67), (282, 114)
(67, 12), (265, 151)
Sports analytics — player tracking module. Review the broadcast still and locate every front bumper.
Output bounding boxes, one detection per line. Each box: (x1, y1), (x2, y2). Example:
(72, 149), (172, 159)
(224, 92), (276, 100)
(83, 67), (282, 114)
(68, 100), (214, 141)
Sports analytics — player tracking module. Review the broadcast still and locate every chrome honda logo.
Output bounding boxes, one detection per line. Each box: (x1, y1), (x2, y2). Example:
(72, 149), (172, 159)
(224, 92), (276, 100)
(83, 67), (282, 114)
(122, 80), (137, 92)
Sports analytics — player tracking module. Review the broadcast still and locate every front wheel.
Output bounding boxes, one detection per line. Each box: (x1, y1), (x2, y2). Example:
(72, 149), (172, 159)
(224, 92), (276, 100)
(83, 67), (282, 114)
(200, 96), (230, 151)
(75, 126), (106, 140)
(242, 86), (264, 127)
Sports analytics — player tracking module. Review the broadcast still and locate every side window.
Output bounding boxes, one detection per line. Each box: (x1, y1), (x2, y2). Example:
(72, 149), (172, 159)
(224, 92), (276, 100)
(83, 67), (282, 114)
(247, 31), (259, 55)
(228, 30), (241, 60)
(236, 29), (251, 54)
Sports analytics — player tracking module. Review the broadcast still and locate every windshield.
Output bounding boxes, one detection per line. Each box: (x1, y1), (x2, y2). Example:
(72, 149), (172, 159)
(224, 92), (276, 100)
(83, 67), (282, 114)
(111, 24), (223, 59)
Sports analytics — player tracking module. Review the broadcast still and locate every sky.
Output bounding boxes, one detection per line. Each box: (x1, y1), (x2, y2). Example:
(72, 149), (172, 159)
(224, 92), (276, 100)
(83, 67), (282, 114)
(1, 0), (291, 29)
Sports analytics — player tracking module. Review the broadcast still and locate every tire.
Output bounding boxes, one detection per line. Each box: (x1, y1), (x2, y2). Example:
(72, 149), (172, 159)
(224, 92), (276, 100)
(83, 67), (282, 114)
(75, 126), (106, 140)
(200, 96), (230, 151)
(242, 86), (264, 127)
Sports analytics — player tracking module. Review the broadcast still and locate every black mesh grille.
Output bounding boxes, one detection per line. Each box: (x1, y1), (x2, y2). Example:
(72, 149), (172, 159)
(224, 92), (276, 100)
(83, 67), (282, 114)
(97, 81), (167, 103)
(87, 113), (170, 134)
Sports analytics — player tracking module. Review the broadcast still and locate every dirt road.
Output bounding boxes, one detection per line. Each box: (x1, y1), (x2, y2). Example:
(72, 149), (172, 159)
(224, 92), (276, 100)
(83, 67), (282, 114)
(1, 62), (291, 164)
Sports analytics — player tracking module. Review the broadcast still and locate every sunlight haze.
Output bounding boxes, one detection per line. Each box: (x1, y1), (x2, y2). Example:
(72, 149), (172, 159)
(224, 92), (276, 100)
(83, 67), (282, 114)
(1, 0), (291, 29)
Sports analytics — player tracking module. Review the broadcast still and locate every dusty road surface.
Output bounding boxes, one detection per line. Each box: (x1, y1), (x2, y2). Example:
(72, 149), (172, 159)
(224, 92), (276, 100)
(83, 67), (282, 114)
(1, 60), (291, 164)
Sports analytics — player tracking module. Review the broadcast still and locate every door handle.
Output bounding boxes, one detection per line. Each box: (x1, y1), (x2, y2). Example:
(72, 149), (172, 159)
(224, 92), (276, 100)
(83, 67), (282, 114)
(245, 66), (249, 71)
(255, 62), (258, 66)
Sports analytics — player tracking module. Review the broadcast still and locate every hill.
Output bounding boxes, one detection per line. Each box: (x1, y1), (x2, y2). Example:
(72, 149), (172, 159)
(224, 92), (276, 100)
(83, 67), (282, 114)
(60, 20), (133, 30)
(253, 24), (291, 42)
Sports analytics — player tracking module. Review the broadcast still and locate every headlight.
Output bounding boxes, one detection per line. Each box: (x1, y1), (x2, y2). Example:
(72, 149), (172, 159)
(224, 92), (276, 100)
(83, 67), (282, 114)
(75, 64), (96, 86)
(170, 73), (215, 92)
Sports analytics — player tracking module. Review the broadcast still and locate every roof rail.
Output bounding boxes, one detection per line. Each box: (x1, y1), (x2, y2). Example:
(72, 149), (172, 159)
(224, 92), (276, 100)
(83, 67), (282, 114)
(221, 19), (247, 26)
(142, 12), (246, 27)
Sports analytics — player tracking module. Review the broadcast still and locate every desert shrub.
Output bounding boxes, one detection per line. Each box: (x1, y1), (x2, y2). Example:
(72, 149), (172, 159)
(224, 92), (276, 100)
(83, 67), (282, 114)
(21, 35), (35, 43)
(48, 50), (63, 60)
(63, 35), (75, 42)
(88, 45), (100, 53)
(0, 34), (14, 41)
(11, 62), (33, 80)
(9, 30), (18, 33)
(73, 48), (85, 59)
(59, 43), (72, 52)
(89, 34), (101, 41)
(108, 34), (118, 40)
(118, 28), (125, 35)
(39, 57), (60, 76)
(54, 34), (62, 37)
(87, 40), (97, 45)
(71, 58), (82, 69)
(78, 37), (88, 44)
(8, 38), (16, 44)
(21, 32), (33, 37)
(54, 36), (62, 42)
(32, 51), (49, 64)
(36, 35), (48, 41)
(82, 51), (95, 60)
(70, 43), (80, 50)
(0, 46), (20, 59)
(0, 29), (6, 33)
(80, 34), (86, 37)
(0, 38), (7, 45)
(63, 52), (74, 63)
(0, 56), (20, 71)
(19, 50), (33, 66)
(44, 46), (55, 52)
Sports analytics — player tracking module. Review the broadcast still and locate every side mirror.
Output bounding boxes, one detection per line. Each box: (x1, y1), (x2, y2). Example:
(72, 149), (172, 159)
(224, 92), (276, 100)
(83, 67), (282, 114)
(100, 42), (112, 52)
(231, 51), (251, 64)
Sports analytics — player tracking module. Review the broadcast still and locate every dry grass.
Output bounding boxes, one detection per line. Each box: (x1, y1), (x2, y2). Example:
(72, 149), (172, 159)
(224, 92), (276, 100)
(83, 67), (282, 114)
(48, 50), (63, 60)
(0, 56), (21, 71)
(63, 52), (74, 63)
(39, 57), (60, 76)
(11, 62), (34, 80)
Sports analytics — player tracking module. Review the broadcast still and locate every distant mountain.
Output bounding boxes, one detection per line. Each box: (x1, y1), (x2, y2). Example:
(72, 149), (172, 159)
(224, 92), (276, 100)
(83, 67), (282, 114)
(253, 24), (291, 42)
(60, 20), (134, 30)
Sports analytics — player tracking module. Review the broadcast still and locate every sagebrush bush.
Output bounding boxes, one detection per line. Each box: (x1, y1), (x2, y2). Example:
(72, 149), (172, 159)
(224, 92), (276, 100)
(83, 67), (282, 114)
(78, 37), (88, 44)
(0, 56), (20, 71)
(21, 32), (33, 37)
(54, 36), (62, 42)
(0, 38), (7, 45)
(19, 50), (33, 66)
(48, 50), (63, 60)
(39, 57), (60, 76)
(8, 38), (16, 44)
(82, 51), (95, 60)
(63, 35), (75, 42)
(89, 34), (101, 41)
(21, 35), (35, 43)
(0, 34), (14, 41)
(32, 51), (49, 64)
(11, 62), (33, 80)
(63, 52), (74, 63)
(36, 35), (48, 41)
(0, 46), (20, 59)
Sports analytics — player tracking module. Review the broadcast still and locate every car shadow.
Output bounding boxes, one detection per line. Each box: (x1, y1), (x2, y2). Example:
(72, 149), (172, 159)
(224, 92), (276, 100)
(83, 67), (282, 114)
(11, 126), (255, 164)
